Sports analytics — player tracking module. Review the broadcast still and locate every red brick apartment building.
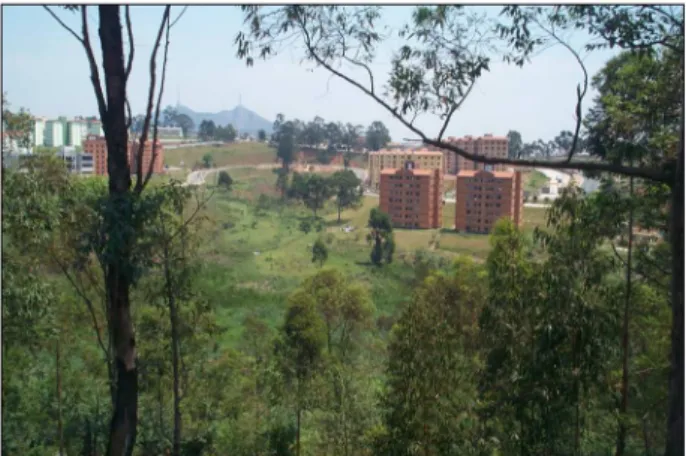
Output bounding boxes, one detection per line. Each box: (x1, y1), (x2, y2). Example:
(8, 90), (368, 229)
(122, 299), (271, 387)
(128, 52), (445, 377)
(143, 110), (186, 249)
(379, 161), (443, 229)
(454, 169), (523, 233)
(83, 135), (164, 176)
(443, 134), (509, 174)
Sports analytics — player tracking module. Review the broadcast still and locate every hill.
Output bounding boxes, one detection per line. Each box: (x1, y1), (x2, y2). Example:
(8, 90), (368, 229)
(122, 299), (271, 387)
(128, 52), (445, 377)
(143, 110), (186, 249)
(176, 104), (273, 136)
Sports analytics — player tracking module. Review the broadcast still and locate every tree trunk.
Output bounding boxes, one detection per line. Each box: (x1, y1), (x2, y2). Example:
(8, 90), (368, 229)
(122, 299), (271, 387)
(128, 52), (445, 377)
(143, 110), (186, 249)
(665, 99), (684, 456)
(166, 247), (182, 456)
(616, 172), (634, 456)
(56, 339), (65, 456)
(337, 203), (341, 223)
(296, 406), (301, 456)
(98, 6), (138, 456)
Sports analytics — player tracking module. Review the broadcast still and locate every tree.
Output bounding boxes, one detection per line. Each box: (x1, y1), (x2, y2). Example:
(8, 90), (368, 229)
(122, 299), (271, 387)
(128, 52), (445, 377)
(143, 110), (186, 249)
(198, 120), (217, 141)
(216, 123), (237, 142)
(258, 129), (267, 142)
(294, 173), (334, 218)
(217, 170), (233, 190)
(2, 94), (34, 152)
(365, 120), (391, 151)
(44, 5), (185, 451)
(276, 120), (298, 172)
(378, 258), (488, 454)
(367, 208), (394, 266)
(506, 130), (523, 158)
(163, 105), (178, 127)
(174, 113), (194, 138)
(330, 169), (363, 223)
(202, 152), (214, 169)
(276, 290), (326, 456)
(236, 8), (684, 448)
(311, 239), (328, 267)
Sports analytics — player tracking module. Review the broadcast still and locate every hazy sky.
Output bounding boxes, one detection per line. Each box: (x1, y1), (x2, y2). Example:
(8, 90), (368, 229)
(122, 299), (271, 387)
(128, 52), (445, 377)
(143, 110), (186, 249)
(3, 5), (618, 142)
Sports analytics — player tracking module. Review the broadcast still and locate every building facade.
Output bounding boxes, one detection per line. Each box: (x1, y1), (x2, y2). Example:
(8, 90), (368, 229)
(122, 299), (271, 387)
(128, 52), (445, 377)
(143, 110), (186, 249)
(56, 146), (94, 174)
(443, 134), (509, 174)
(454, 169), (523, 233)
(368, 148), (444, 191)
(84, 135), (164, 176)
(44, 120), (65, 147)
(379, 161), (443, 229)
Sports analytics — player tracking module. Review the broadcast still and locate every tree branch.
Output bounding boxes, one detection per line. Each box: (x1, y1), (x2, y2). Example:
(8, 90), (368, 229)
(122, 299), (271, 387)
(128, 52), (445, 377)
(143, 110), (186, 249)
(438, 80), (475, 141)
(342, 56), (375, 95)
(134, 5), (171, 194)
(143, 9), (171, 191)
(293, 14), (669, 183)
(80, 6), (108, 123)
(43, 6), (83, 43)
(124, 6), (134, 82)
(170, 6), (189, 29)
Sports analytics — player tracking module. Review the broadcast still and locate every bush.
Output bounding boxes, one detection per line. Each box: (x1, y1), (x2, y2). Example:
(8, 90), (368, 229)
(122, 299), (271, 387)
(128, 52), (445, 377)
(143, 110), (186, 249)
(532, 195), (539, 203)
(299, 219), (312, 234)
(325, 233), (335, 245)
(218, 171), (233, 190)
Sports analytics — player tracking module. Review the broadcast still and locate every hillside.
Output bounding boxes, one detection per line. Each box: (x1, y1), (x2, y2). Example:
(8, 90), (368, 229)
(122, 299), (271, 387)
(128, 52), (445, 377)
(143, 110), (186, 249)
(176, 104), (273, 135)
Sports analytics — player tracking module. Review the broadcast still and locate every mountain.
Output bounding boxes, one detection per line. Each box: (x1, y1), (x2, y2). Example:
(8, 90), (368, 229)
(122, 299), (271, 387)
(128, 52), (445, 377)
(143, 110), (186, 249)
(176, 104), (273, 136)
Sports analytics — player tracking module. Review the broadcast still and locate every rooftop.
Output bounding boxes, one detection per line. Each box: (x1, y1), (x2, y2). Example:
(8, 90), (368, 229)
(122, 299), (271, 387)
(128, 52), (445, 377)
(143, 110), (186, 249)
(371, 148), (444, 156)
(457, 169), (515, 178)
(381, 168), (434, 176)
(447, 134), (508, 142)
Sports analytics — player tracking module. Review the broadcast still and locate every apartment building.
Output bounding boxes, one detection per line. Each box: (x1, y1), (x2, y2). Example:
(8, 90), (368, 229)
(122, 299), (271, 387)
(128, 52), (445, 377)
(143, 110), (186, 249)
(443, 134), (509, 174)
(83, 135), (164, 176)
(379, 160), (443, 229)
(454, 169), (523, 234)
(44, 120), (65, 147)
(368, 148), (444, 191)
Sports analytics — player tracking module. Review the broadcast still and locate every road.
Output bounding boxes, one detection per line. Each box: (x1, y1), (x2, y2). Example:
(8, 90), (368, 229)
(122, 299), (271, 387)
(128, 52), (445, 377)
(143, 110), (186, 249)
(183, 163), (368, 187)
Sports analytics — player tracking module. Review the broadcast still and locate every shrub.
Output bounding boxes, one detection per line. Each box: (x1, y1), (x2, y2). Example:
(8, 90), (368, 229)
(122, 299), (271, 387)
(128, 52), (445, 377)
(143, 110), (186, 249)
(218, 171), (233, 190)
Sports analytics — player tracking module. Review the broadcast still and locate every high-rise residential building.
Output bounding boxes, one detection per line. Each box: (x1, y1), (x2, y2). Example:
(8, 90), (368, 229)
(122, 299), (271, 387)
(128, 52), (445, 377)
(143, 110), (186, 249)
(44, 120), (65, 147)
(368, 148), (444, 191)
(454, 169), (523, 234)
(67, 120), (89, 148)
(87, 119), (104, 137)
(379, 160), (443, 229)
(33, 117), (46, 148)
(83, 135), (164, 176)
(443, 134), (509, 174)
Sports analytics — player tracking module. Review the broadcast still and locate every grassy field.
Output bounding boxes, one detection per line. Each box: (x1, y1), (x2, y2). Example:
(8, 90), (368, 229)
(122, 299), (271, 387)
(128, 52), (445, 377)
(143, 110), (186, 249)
(164, 142), (277, 168)
(193, 167), (551, 347)
(524, 170), (550, 193)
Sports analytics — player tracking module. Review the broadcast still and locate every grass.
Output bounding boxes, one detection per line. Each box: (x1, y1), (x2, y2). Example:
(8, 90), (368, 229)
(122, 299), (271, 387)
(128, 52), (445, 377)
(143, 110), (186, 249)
(164, 142), (277, 168)
(192, 166), (552, 347)
(524, 170), (550, 193)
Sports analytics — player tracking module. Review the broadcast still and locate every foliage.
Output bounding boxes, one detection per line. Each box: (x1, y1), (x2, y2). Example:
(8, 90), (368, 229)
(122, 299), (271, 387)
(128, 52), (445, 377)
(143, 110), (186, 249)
(217, 170), (233, 190)
(367, 208), (395, 266)
(330, 169), (363, 223)
(198, 119), (217, 141)
(2, 94), (34, 151)
(202, 152), (214, 168)
(365, 121), (391, 151)
(311, 238), (328, 267)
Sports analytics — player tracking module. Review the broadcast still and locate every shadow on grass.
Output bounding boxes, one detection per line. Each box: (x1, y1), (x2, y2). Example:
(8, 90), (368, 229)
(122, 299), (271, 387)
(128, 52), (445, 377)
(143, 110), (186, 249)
(325, 218), (350, 227)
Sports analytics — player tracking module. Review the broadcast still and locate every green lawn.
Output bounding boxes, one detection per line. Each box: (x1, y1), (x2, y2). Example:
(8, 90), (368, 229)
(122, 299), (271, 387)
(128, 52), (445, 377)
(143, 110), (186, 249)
(524, 170), (550, 193)
(164, 142), (277, 168)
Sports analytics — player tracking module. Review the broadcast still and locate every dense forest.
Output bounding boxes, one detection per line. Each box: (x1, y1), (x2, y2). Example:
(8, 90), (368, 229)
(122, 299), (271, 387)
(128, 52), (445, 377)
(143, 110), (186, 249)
(2, 4), (682, 456)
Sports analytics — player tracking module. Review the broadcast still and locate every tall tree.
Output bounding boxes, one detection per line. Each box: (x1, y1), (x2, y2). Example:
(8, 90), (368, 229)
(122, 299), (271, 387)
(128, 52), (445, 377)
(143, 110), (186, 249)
(367, 208), (395, 266)
(2, 94), (34, 152)
(198, 119), (216, 141)
(378, 258), (487, 454)
(506, 130), (523, 158)
(330, 169), (363, 223)
(258, 129), (267, 142)
(276, 290), (326, 456)
(365, 121), (391, 151)
(45, 4), (184, 452)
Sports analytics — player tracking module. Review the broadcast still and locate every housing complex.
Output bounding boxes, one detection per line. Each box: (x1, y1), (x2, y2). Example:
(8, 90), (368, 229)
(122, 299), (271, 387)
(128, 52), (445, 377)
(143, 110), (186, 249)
(379, 160), (443, 229)
(367, 148), (444, 191)
(454, 169), (523, 233)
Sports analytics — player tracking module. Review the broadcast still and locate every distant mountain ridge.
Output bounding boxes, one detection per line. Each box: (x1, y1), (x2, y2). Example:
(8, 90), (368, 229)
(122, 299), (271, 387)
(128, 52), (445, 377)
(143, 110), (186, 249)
(176, 104), (272, 136)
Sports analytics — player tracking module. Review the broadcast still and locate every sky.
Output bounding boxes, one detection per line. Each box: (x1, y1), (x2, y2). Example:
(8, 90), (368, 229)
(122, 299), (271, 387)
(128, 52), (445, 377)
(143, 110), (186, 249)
(2, 5), (619, 142)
